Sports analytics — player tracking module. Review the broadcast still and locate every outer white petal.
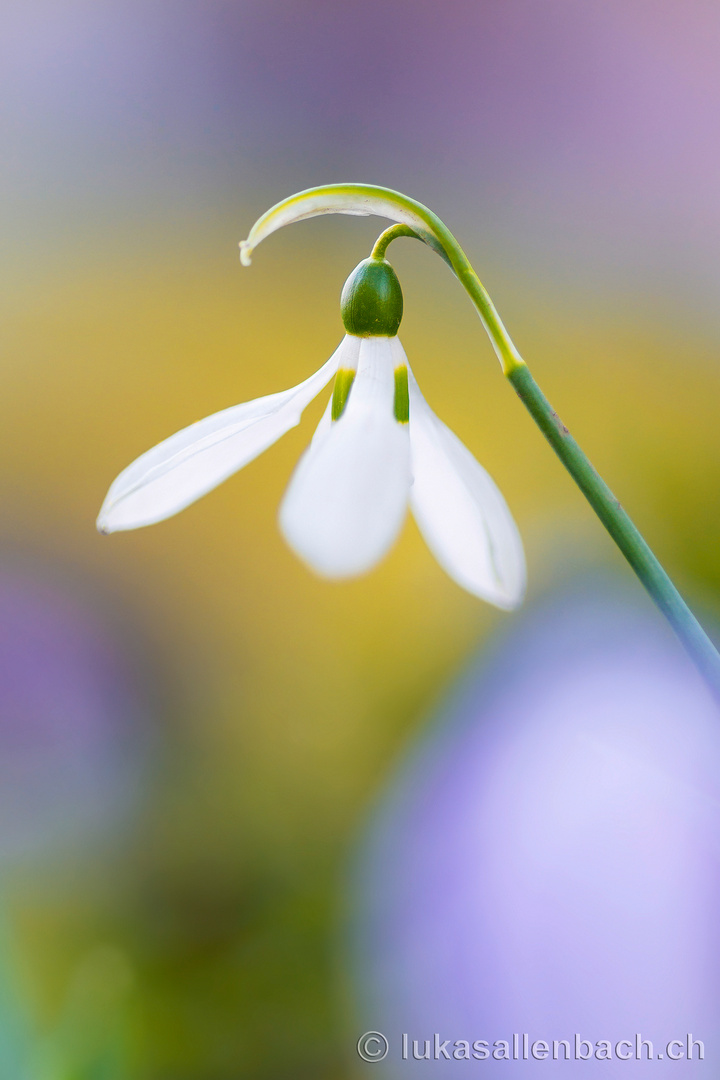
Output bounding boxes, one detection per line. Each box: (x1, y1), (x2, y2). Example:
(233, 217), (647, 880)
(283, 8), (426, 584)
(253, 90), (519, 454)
(402, 344), (526, 608)
(240, 184), (447, 266)
(279, 337), (411, 578)
(97, 337), (360, 533)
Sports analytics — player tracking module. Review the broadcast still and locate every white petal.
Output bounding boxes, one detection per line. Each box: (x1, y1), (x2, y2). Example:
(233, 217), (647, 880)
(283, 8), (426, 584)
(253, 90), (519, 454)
(403, 347), (526, 608)
(97, 337), (360, 533)
(279, 337), (411, 578)
(240, 184), (446, 266)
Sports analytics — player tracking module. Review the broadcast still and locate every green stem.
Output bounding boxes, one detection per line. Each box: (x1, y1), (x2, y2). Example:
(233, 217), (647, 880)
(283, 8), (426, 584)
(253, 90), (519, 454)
(371, 224), (423, 260)
(509, 365), (720, 699)
(372, 220), (720, 700)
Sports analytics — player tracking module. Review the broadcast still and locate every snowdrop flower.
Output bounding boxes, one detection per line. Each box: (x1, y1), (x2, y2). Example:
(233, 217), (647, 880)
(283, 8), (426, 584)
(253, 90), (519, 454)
(98, 207), (525, 608)
(97, 181), (528, 613)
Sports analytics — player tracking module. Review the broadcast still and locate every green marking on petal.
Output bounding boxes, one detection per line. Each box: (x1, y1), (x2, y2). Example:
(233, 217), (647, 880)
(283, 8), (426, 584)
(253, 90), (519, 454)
(394, 366), (409, 423)
(331, 369), (356, 421)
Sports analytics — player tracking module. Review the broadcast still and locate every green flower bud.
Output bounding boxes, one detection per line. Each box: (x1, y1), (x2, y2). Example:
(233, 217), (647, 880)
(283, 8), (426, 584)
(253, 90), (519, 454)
(340, 257), (403, 337)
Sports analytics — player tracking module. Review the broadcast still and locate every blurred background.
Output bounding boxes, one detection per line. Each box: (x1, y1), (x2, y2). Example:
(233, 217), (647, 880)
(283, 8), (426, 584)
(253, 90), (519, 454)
(2, 0), (720, 1076)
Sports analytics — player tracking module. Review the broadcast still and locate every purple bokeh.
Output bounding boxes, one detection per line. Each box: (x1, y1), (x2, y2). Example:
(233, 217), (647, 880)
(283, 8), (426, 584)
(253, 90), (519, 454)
(7, 0), (720, 229)
(0, 561), (153, 859)
(353, 582), (720, 1074)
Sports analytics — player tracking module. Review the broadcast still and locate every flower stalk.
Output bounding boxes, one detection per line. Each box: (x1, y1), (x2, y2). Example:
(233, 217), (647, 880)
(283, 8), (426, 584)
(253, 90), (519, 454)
(508, 364), (720, 699)
(240, 184), (720, 698)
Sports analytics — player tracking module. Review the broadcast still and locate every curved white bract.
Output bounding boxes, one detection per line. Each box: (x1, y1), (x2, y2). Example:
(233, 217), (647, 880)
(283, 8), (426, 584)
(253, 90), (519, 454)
(240, 184), (445, 266)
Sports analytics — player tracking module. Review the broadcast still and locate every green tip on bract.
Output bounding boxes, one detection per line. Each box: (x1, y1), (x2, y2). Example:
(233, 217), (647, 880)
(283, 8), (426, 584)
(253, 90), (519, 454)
(341, 257), (403, 337)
